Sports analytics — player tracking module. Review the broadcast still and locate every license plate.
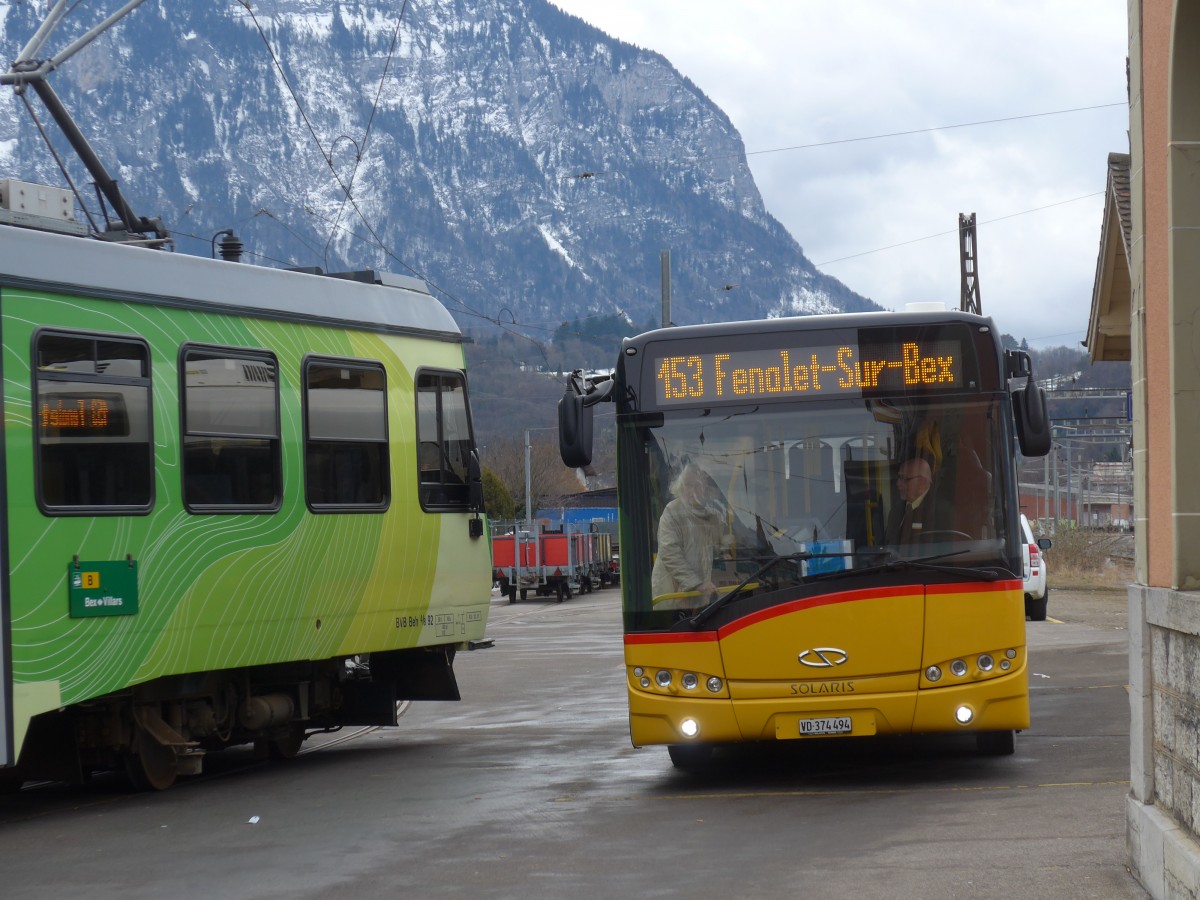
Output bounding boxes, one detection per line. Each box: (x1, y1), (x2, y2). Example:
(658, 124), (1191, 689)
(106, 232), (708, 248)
(799, 716), (852, 736)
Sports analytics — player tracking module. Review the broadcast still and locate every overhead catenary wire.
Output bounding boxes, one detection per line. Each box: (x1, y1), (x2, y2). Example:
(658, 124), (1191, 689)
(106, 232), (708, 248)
(323, 2), (408, 266)
(238, 0), (408, 273)
(230, 7), (1124, 345)
(741, 103), (1127, 160)
(10, 2), (1108, 359)
(813, 191), (1105, 268)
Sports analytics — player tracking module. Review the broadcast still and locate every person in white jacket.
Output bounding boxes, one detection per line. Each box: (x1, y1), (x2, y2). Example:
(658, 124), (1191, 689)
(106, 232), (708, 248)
(651, 464), (730, 601)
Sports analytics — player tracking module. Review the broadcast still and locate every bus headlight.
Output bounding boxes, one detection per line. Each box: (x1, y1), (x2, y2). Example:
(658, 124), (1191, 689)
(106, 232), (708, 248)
(924, 647), (1020, 688)
(631, 666), (725, 695)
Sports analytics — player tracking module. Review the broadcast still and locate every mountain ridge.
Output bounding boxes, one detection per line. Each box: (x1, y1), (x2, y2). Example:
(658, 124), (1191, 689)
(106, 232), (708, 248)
(0, 0), (877, 341)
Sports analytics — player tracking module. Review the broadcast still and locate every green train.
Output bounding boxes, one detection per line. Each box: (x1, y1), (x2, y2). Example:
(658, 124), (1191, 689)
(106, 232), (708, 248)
(0, 207), (493, 790)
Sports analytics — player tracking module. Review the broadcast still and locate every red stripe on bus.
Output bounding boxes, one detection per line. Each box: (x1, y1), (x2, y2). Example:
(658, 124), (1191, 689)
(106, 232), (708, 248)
(717, 585), (912, 638)
(926, 579), (1020, 595)
(624, 579), (1021, 646)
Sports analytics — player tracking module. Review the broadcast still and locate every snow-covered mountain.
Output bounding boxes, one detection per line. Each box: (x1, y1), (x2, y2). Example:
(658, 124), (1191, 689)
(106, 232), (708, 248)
(0, 0), (876, 337)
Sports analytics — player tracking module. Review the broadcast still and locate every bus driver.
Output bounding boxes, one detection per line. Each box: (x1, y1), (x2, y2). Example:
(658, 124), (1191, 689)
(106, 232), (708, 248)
(886, 456), (941, 545)
(651, 464), (730, 601)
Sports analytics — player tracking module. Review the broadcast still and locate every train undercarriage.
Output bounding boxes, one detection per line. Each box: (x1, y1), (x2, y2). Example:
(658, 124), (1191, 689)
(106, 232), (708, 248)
(2, 646), (463, 792)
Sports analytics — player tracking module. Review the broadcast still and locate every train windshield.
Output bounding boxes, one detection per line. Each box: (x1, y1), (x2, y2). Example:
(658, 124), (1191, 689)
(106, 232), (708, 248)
(618, 393), (1014, 630)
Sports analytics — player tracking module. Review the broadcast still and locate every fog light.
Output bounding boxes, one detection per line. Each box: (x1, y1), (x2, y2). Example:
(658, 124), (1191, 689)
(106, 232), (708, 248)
(681, 672), (699, 691)
(680, 718), (700, 738)
(925, 665), (942, 683)
(656, 669), (672, 687)
(955, 705), (974, 725)
(950, 659), (968, 678)
(1000, 660), (1011, 671)
(640, 676), (651, 688)
(977, 654), (994, 672)
(706, 676), (723, 693)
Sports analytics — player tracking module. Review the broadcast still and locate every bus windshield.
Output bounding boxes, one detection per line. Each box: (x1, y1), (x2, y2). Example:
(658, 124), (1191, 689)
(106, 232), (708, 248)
(621, 393), (1013, 629)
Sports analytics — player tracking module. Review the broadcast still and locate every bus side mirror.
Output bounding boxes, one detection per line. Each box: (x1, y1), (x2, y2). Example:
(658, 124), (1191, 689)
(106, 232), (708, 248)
(554, 367), (609, 468)
(558, 369), (614, 469)
(1012, 378), (1051, 457)
(559, 390), (593, 468)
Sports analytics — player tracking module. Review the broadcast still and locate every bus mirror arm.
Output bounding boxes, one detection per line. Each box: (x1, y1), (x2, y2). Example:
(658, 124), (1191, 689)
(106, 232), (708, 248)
(558, 370), (614, 469)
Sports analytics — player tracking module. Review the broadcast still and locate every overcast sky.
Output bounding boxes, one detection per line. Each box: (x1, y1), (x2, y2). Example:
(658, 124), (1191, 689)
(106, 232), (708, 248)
(549, 1), (1130, 350)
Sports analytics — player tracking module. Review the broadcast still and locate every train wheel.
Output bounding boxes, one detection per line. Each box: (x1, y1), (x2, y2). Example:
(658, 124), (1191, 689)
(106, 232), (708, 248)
(124, 729), (177, 791)
(269, 726), (306, 760)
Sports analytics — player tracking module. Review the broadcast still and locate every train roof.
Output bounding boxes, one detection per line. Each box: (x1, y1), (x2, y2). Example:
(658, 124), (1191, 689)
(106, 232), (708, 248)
(0, 224), (464, 342)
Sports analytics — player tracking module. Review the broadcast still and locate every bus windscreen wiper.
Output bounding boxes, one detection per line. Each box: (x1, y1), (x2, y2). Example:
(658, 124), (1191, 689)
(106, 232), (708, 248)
(686, 549), (1010, 631)
(842, 549), (1010, 583)
(687, 549), (835, 629)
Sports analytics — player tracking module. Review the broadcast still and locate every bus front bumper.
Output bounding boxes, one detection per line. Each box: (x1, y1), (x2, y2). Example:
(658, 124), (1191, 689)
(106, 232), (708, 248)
(627, 669), (1029, 747)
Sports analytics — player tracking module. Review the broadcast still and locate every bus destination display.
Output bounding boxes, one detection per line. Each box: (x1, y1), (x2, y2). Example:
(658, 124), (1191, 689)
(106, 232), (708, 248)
(654, 339), (963, 405)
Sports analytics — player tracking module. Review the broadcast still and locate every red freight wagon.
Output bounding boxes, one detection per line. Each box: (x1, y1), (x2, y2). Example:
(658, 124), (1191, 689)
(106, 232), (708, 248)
(490, 525), (615, 603)
(491, 526), (577, 603)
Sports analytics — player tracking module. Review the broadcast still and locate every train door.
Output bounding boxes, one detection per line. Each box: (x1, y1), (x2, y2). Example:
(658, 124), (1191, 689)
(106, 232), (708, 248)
(1, 570), (9, 768)
(0, 415), (9, 768)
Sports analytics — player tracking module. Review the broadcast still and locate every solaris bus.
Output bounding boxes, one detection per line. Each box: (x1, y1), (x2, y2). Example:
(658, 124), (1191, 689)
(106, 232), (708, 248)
(559, 310), (1052, 767)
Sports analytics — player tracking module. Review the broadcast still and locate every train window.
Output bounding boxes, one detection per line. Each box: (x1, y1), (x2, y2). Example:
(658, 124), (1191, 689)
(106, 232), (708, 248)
(34, 330), (153, 514)
(181, 345), (281, 513)
(415, 370), (474, 511)
(303, 358), (389, 511)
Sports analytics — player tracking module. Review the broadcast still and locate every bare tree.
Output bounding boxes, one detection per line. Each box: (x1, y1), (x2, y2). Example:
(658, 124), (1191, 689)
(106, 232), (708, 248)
(481, 432), (582, 522)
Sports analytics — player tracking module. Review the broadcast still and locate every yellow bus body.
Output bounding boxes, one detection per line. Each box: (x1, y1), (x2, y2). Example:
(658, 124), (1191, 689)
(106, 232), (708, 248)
(625, 580), (1028, 747)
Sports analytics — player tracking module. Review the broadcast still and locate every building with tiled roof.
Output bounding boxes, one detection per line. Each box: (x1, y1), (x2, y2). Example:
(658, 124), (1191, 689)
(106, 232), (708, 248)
(1087, 4), (1200, 896)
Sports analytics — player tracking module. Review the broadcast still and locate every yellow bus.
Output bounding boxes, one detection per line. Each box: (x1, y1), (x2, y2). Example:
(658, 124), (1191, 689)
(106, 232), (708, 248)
(560, 310), (1052, 767)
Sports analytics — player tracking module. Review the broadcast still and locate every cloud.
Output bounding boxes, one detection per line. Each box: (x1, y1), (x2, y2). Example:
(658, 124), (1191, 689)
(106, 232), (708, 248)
(550, 0), (1129, 347)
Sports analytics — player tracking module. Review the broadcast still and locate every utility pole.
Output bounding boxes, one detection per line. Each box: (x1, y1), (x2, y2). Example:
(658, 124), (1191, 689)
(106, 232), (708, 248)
(524, 429), (533, 527)
(958, 213), (981, 315)
(660, 250), (672, 328)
